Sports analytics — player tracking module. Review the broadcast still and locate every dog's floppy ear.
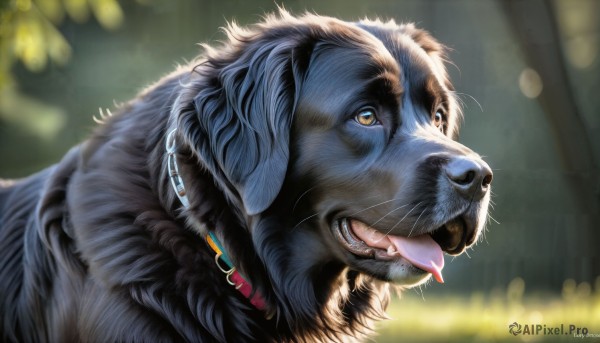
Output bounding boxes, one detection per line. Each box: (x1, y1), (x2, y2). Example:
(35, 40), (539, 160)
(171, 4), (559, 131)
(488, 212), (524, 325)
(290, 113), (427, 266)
(181, 26), (310, 215)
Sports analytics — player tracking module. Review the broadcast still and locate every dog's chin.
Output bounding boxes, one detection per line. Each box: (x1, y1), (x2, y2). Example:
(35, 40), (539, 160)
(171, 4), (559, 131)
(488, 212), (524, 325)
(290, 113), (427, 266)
(330, 218), (438, 287)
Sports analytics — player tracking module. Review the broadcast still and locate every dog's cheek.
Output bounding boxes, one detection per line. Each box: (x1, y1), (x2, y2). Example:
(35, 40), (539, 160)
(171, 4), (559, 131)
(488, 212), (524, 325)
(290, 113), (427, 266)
(339, 124), (387, 159)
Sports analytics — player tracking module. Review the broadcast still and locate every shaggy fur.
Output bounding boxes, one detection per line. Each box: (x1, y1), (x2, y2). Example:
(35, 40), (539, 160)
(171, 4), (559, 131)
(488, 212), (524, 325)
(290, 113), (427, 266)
(0, 11), (491, 342)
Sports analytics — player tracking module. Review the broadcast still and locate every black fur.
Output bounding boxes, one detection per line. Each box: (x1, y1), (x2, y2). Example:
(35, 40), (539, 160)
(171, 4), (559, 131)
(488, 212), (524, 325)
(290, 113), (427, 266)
(0, 11), (490, 342)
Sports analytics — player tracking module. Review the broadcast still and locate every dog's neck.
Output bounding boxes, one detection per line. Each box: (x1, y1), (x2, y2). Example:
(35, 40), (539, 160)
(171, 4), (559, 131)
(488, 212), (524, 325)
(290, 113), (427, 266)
(165, 128), (269, 316)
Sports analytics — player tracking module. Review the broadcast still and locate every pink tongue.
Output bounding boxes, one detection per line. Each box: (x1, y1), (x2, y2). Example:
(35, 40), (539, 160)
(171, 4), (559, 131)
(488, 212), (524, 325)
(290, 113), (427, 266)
(351, 220), (445, 283)
(388, 234), (445, 283)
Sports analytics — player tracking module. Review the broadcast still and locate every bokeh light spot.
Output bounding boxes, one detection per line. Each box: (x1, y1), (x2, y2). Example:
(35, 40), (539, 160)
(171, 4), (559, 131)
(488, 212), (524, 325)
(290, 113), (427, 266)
(518, 68), (543, 99)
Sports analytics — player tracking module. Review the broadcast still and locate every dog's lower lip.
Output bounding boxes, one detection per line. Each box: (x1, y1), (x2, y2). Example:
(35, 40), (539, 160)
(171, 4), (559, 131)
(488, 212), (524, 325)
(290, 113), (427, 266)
(333, 218), (375, 258)
(332, 218), (395, 260)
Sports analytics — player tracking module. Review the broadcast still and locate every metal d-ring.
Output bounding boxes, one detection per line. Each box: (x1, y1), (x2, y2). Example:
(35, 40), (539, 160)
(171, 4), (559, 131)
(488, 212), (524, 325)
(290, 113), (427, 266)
(214, 253), (235, 275)
(214, 254), (242, 289)
(226, 272), (243, 290)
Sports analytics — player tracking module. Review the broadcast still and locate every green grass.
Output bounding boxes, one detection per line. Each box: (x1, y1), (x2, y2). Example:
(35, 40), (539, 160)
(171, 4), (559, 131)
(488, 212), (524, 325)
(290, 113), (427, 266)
(376, 278), (600, 342)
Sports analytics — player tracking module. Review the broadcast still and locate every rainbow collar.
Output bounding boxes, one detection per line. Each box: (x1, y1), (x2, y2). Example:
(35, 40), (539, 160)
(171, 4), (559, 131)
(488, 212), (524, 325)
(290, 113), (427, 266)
(205, 232), (267, 311)
(166, 129), (268, 314)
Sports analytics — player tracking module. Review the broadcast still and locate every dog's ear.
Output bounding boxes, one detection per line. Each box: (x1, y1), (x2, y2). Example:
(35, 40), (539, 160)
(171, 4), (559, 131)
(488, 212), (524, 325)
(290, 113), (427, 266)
(181, 27), (311, 215)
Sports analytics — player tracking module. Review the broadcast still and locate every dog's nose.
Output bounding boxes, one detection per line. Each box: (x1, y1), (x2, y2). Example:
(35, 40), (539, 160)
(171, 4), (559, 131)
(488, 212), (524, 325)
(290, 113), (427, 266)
(445, 156), (493, 200)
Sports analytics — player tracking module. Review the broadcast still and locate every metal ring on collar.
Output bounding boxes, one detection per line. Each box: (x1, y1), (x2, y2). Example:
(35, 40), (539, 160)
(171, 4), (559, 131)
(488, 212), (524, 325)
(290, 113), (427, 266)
(214, 253), (235, 275)
(165, 129), (190, 208)
(226, 272), (243, 290)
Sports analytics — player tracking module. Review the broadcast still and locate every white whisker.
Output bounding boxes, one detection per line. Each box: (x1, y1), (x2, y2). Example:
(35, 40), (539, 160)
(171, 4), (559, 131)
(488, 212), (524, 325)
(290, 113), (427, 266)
(455, 92), (483, 112)
(292, 186), (317, 213)
(385, 201), (423, 236)
(463, 250), (472, 259)
(370, 203), (410, 227)
(416, 285), (426, 301)
(407, 206), (428, 238)
(370, 203), (412, 244)
(488, 214), (500, 225)
(349, 197), (404, 217)
(292, 212), (320, 230)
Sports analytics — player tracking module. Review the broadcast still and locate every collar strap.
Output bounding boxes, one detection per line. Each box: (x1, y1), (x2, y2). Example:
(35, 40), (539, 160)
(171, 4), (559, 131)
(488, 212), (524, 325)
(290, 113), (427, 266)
(166, 129), (190, 208)
(165, 128), (268, 314)
(206, 232), (267, 311)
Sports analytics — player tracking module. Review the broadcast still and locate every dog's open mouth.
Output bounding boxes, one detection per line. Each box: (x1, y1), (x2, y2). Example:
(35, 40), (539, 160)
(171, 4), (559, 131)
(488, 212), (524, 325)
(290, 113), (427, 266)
(332, 217), (471, 284)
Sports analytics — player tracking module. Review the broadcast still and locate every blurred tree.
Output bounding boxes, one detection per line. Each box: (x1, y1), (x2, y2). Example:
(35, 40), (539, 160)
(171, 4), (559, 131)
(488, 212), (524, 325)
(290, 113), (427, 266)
(501, 0), (600, 285)
(0, 0), (126, 139)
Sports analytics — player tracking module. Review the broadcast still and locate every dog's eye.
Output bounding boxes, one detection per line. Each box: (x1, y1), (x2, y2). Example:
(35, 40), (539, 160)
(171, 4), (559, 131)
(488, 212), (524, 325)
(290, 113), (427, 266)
(433, 110), (444, 130)
(355, 108), (379, 126)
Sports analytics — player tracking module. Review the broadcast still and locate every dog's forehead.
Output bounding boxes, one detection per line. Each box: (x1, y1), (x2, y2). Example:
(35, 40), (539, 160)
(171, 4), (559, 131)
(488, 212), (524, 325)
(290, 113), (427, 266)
(294, 22), (407, 106)
(358, 24), (442, 90)
(356, 22), (461, 136)
(314, 18), (401, 71)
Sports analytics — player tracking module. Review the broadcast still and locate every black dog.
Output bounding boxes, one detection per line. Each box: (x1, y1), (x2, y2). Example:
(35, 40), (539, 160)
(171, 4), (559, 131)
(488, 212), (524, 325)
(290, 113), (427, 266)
(0, 11), (492, 342)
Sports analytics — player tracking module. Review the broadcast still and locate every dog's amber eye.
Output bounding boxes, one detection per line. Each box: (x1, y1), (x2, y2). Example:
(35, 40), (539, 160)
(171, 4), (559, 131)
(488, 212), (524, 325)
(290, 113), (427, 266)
(433, 110), (444, 129)
(355, 109), (378, 126)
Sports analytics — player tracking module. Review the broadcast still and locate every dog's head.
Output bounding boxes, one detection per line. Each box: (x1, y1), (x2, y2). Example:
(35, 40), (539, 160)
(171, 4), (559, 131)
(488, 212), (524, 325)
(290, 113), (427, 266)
(174, 9), (491, 322)
(287, 21), (493, 287)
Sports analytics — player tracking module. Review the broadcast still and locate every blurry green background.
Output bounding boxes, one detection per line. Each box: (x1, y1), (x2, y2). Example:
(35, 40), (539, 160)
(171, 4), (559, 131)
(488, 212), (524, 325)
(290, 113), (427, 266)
(1, 0), (599, 341)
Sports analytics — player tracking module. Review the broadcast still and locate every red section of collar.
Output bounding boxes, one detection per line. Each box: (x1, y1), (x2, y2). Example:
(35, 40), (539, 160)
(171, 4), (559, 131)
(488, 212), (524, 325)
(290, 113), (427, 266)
(229, 270), (267, 310)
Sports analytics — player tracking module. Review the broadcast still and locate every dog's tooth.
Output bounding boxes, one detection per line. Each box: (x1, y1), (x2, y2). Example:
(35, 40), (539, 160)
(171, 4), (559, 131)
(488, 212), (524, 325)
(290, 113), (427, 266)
(387, 245), (397, 255)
